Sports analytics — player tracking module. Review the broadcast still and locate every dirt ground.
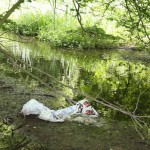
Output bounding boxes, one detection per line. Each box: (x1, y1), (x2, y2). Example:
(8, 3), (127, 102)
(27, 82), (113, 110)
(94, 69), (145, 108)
(0, 73), (150, 150)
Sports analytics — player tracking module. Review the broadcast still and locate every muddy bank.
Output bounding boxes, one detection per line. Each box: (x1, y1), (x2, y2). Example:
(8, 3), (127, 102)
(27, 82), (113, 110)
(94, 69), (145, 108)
(0, 73), (150, 150)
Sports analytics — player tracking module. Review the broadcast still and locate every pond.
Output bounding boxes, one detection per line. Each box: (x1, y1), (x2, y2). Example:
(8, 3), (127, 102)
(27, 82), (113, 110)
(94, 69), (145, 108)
(0, 33), (150, 149)
(1, 33), (150, 118)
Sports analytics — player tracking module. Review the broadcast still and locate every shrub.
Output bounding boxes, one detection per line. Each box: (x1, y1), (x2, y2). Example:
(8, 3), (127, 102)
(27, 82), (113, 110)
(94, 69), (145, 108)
(3, 10), (121, 49)
(38, 25), (121, 49)
(11, 12), (52, 36)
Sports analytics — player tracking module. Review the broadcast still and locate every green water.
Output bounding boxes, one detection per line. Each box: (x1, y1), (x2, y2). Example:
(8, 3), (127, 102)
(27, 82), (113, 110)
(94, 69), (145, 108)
(0, 33), (150, 149)
(1, 33), (150, 117)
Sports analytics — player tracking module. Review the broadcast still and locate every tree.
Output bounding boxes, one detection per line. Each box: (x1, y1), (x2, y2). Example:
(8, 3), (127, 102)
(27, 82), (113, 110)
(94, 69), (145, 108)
(68, 0), (150, 46)
(0, 0), (31, 26)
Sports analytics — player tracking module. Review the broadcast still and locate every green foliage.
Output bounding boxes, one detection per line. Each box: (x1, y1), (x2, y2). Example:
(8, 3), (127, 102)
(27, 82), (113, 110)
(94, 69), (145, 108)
(0, 122), (48, 149)
(0, 122), (22, 150)
(12, 12), (52, 36)
(1, 0), (150, 49)
(38, 25), (121, 49)
(77, 56), (150, 116)
(101, 0), (150, 48)
(1, 4), (122, 49)
(0, 14), (16, 32)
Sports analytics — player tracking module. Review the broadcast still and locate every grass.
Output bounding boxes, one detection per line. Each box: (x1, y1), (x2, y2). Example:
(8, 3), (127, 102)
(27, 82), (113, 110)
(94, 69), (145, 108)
(5, 10), (123, 49)
(0, 1), (133, 50)
(1, 0), (150, 50)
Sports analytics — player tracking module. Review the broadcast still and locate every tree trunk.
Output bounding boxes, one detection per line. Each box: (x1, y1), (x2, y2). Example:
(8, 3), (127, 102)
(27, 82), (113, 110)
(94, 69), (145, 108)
(0, 0), (24, 26)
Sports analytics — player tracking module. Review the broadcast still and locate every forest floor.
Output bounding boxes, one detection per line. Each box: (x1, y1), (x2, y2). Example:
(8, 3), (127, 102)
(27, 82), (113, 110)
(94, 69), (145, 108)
(0, 73), (150, 150)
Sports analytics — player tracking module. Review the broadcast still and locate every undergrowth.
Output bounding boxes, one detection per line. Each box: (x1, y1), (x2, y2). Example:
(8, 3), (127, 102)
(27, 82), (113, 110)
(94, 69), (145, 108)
(38, 25), (121, 49)
(1, 11), (123, 49)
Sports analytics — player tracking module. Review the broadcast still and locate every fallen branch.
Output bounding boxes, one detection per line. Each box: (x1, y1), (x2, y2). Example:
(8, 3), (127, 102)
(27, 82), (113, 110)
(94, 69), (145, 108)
(131, 116), (145, 140)
(8, 92), (55, 97)
(1, 45), (150, 119)
(0, 44), (150, 140)
(133, 90), (146, 115)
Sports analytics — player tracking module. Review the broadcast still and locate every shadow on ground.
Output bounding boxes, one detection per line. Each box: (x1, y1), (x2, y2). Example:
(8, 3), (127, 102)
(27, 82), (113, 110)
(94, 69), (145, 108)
(0, 74), (150, 150)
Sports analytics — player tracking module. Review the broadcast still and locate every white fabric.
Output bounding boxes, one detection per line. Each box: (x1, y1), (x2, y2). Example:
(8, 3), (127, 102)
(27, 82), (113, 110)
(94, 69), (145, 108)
(21, 99), (98, 122)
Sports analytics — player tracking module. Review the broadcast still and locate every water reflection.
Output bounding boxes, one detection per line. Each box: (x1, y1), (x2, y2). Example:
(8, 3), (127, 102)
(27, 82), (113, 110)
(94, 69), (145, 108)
(1, 34), (150, 117)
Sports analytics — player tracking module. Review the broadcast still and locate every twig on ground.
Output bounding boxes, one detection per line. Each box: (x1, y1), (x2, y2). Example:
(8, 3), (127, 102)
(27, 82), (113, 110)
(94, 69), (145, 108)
(131, 116), (145, 140)
(0, 44), (150, 140)
(133, 90), (146, 115)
